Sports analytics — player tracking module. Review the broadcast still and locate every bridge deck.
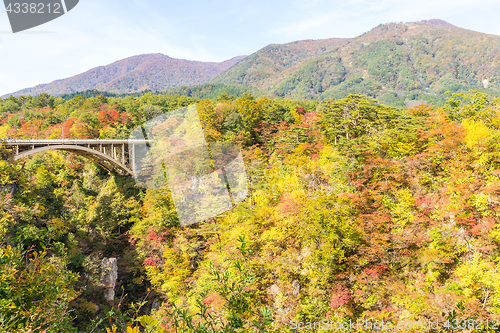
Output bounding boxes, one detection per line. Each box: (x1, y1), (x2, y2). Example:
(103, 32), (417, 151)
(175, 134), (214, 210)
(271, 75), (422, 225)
(1, 139), (152, 144)
(0, 139), (152, 176)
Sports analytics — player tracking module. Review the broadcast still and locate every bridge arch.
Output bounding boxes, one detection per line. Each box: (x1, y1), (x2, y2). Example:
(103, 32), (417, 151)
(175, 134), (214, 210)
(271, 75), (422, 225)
(14, 145), (133, 176)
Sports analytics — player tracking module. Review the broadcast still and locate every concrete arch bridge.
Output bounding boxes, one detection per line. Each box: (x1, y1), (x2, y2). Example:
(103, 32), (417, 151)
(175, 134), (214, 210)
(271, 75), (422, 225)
(1, 139), (150, 176)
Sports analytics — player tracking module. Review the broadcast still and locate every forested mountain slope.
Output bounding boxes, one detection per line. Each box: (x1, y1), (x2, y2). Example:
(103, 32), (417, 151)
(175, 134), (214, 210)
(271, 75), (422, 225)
(7, 19), (500, 110)
(211, 19), (500, 106)
(208, 38), (349, 91)
(1, 90), (500, 332)
(5, 54), (246, 97)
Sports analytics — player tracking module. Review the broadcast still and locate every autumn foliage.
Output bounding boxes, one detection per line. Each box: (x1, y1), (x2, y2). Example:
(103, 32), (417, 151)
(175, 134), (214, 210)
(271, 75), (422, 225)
(1, 91), (500, 332)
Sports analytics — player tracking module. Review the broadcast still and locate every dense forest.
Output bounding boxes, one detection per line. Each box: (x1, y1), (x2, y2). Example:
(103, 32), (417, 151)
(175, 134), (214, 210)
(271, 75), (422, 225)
(0, 89), (500, 332)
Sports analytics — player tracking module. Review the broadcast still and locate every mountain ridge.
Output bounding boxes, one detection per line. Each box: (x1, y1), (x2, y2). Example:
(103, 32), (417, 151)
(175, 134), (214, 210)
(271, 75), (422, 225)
(6, 19), (500, 107)
(4, 54), (246, 97)
(210, 19), (500, 105)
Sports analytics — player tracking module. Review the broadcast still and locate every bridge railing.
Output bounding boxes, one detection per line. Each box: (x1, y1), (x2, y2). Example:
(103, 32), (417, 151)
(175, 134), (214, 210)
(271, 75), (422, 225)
(0, 139), (152, 144)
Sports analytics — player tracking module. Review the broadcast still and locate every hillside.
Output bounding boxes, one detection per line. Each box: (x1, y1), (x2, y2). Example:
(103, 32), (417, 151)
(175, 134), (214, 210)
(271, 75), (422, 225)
(211, 19), (500, 106)
(5, 54), (246, 97)
(208, 38), (349, 91)
(2, 90), (500, 331)
(7, 19), (500, 108)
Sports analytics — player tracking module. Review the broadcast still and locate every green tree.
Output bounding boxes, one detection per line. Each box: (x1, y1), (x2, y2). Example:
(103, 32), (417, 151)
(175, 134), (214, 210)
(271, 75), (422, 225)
(318, 94), (382, 145)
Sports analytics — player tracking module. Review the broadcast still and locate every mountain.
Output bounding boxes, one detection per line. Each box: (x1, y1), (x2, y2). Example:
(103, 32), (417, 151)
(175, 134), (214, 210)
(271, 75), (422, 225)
(209, 38), (349, 91)
(7, 19), (500, 107)
(5, 54), (246, 97)
(210, 19), (500, 106)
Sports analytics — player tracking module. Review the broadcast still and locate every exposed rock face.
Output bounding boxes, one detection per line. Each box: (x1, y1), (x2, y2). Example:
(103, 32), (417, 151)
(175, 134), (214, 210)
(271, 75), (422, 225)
(292, 280), (300, 297)
(151, 297), (160, 311)
(268, 283), (291, 316)
(1, 183), (17, 196)
(101, 258), (118, 304)
(268, 280), (301, 318)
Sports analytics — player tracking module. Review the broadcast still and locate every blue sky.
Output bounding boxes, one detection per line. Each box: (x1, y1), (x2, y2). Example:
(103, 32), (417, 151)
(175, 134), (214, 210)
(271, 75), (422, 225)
(1, 0), (500, 96)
